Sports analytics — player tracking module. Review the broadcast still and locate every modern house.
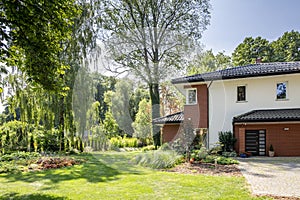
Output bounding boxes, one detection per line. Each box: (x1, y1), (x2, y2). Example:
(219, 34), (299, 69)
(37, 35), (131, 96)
(153, 62), (300, 156)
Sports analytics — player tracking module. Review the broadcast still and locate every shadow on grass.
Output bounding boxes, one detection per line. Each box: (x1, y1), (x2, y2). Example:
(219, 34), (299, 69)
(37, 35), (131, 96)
(1, 152), (145, 184)
(0, 192), (68, 200)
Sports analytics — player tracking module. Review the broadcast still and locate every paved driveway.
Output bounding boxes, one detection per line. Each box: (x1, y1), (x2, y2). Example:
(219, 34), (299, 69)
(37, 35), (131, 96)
(238, 157), (300, 198)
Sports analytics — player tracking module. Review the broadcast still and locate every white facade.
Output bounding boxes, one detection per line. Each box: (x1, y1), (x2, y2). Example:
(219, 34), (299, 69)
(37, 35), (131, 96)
(207, 73), (300, 147)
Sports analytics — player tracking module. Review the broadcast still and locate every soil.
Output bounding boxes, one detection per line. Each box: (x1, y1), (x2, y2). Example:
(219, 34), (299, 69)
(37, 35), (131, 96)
(165, 161), (242, 176)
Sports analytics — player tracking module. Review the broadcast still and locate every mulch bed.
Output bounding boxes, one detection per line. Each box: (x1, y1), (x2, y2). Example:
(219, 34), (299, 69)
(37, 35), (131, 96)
(165, 162), (242, 176)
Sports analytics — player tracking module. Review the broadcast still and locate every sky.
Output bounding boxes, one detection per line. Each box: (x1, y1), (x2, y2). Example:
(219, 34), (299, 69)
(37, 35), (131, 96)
(201, 0), (300, 55)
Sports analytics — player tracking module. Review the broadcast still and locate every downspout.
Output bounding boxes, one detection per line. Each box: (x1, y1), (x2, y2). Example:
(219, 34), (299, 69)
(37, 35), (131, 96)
(207, 80), (214, 149)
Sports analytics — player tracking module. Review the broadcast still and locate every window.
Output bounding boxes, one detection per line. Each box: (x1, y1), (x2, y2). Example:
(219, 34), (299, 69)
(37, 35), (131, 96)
(237, 86), (246, 102)
(276, 82), (287, 100)
(186, 89), (197, 105)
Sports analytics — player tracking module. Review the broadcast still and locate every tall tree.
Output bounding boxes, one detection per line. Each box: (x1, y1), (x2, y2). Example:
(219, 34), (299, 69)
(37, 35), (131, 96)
(270, 30), (300, 62)
(1, 0), (79, 90)
(132, 98), (152, 145)
(99, 0), (211, 147)
(187, 50), (232, 75)
(111, 79), (134, 136)
(232, 37), (272, 66)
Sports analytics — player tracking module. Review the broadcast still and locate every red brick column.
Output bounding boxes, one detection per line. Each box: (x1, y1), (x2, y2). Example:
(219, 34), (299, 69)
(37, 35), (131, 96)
(238, 128), (245, 153)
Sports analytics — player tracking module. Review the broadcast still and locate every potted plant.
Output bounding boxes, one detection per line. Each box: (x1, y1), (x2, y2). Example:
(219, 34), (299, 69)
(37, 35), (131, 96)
(269, 144), (275, 157)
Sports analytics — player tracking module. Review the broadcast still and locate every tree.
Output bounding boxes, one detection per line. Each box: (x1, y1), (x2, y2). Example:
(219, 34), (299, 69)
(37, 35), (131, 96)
(1, 0), (79, 90)
(132, 99), (152, 145)
(110, 79), (134, 136)
(187, 50), (232, 75)
(232, 37), (272, 66)
(270, 30), (300, 62)
(160, 82), (184, 116)
(99, 0), (211, 147)
(129, 86), (150, 122)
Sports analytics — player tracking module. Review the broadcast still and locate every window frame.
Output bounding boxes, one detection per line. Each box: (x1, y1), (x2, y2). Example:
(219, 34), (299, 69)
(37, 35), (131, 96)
(186, 88), (197, 105)
(236, 85), (247, 102)
(276, 81), (288, 100)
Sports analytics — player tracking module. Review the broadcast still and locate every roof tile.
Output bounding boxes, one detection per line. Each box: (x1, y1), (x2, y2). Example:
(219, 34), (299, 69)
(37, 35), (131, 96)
(233, 108), (300, 123)
(152, 112), (183, 124)
(172, 62), (300, 84)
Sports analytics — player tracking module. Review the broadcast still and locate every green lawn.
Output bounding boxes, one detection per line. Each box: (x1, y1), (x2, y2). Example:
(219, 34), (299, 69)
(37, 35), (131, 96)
(0, 151), (271, 200)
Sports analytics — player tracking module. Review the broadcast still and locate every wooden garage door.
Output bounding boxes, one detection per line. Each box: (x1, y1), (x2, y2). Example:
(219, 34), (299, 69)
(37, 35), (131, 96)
(245, 130), (266, 156)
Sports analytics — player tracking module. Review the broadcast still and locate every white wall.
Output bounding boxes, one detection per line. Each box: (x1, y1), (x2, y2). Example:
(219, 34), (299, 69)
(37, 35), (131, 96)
(208, 73), (300, 147)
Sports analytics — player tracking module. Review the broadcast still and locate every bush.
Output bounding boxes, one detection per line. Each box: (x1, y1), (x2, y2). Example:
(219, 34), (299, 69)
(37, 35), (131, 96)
(0, 151), (40, 162)
(141, 145), (156, 152)
(109, 136), (138, 149)
(134, 150), (182, 169)
(222, 151), (237, 157)
(159, 143), (172, 151)
(218, 131), (237, 152)
(203, 155), (238, 165)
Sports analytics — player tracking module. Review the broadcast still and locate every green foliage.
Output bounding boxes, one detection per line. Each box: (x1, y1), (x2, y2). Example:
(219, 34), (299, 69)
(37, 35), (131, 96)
(111, 79), (134, 135)
(218, 131), (237, 152)
(141, 145), (156, 152)
(232, 31), (300, 66)
(232, 37), (272, 66)
(109, 136), (138, 148)
(171, 120), (195, 155)
(134, 150), (182, 169)
(203, 155), (239, 165)
(187, 50), (232, 75)
(0, 151), (40, 162)
(222, 151), (237, 158)
(132, 99), (152, 145)
(1, 0), (79, 90)
(103, 111), (119, 138)
(270, 30), (300, 62)
(191, 147), (209, 161)
(100, 0), (211, 148)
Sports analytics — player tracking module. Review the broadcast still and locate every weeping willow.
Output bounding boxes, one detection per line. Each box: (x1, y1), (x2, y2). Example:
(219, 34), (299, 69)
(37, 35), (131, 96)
(3, 67), (78, 152)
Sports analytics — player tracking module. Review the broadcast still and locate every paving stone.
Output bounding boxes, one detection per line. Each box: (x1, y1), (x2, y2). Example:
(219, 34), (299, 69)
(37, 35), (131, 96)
(238, 157), (300, 198)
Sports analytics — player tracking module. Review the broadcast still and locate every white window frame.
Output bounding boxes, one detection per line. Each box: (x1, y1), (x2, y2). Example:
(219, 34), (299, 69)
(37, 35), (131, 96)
(186, 88), (197, 105)
(276, 81), (288, 100)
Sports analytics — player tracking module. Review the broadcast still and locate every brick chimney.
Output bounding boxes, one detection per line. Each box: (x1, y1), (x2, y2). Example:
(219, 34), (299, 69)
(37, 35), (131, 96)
(256, 57), (262, 64)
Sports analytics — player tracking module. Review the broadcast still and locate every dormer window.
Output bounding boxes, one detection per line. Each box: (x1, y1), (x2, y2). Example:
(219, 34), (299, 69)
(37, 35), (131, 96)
(186, 88), (197, 105)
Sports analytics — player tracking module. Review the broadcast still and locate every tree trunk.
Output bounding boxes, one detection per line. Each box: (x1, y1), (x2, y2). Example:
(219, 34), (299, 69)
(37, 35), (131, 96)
(149, 83), (161, 148)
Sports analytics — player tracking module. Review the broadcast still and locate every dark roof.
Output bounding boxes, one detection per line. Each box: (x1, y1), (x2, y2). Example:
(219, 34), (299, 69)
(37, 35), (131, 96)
(172, 62), (300, 84)
(233, 108), (300, 123)
(152, 112), (183, 124)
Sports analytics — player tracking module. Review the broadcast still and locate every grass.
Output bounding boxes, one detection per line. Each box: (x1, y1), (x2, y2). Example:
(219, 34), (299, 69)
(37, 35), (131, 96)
(0, 151), (271, 200)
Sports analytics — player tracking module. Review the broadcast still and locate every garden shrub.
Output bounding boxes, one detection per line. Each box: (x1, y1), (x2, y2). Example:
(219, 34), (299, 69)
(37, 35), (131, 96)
(109, 135), (139, 149)
(159, 143), (172, 151)
(0, 151), (40, 162)
(218, 131), (237, 152)
(222, 151), (237, 157)
(141, 145), (156, 152)
(203, 155), (238, 165)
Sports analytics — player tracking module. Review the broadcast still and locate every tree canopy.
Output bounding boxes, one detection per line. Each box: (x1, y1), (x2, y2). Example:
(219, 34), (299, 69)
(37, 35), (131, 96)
(98, 0), (211, 147)
(1, 0), (80, 90)
(232, 30), (300, 66)
(187, 50), (232, 75)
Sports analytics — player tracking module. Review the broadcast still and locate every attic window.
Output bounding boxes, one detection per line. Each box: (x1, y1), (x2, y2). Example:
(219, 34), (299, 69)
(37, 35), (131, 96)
(186, 89), (197, 105)
(276, 82), (287, 100)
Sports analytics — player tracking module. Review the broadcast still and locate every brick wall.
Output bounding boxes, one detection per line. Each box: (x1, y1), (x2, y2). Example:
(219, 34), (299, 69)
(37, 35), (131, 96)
(184, 84), (208, 129)
(234, 123), (300, 156)
(162, 124), (181, 143)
